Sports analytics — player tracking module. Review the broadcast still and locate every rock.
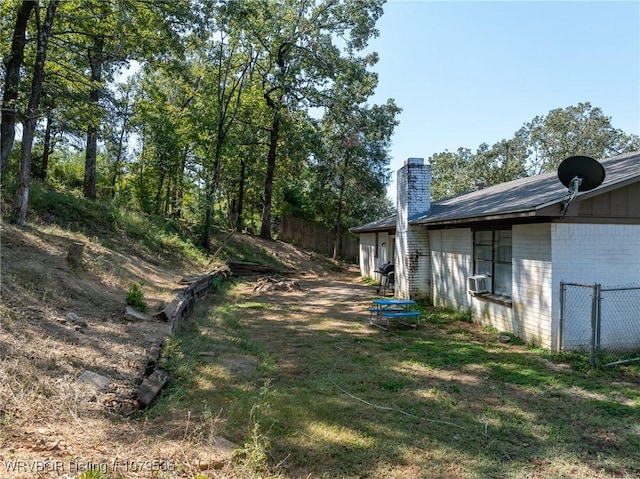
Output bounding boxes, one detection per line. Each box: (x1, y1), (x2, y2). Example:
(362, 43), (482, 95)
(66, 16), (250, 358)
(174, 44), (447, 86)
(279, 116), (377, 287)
(76, 370), (110, 392)
(152, 297), (182, 322)
(67, 312), (87, 327)
(124, 306), (151, 322)
(137, 368), (170, 408)
(499, 335), (511, 343)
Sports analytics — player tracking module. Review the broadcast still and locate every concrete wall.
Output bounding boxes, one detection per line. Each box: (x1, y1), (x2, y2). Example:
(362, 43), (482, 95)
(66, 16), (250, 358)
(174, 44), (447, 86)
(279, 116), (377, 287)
(358, 232), (377, 279)
(430, 224), (555, 348)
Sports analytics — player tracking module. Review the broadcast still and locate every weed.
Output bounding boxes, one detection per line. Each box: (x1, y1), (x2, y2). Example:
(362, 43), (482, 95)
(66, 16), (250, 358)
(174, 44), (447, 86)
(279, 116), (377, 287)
(77, 471), (106, 479)
(126, 283), (148, 311)
(499, 331), (526, 345)
(232, 381), (279, 476)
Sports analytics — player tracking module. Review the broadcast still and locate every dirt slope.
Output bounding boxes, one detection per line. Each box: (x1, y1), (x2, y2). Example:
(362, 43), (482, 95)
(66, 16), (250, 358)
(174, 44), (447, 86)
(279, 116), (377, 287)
(0, 218), (352, 477)
(0, 216), (360, 478)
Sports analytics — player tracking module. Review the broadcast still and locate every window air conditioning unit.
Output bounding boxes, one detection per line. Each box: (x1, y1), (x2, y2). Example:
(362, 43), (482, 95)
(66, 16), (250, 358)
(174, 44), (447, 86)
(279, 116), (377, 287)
(468, 275), (489, 294)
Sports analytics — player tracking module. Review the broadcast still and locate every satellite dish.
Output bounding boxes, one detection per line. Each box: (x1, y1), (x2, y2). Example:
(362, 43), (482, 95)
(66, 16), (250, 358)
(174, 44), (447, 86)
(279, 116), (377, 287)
(557, 155), (606, 214)
(558, 155), (606, 191)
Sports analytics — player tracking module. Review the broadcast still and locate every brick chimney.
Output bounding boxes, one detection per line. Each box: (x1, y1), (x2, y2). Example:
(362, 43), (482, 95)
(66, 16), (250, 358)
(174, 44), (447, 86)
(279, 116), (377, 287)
(395, 158), (431, 300)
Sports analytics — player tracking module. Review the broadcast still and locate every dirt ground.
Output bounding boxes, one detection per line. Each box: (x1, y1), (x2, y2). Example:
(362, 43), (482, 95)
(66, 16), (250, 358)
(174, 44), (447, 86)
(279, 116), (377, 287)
(0, 220), (367, 478)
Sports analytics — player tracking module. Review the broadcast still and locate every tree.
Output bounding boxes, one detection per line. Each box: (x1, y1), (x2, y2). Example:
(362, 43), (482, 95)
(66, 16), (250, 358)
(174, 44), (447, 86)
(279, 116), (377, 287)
(13, 0), (59, 226)
(315, 54), (399, 257)
(191, 1), (254, 249)
(524, 102), (640, 174)
(239, 0), (385, 239)
(429, 103), (640, 200)
(1, 0), (36, 175)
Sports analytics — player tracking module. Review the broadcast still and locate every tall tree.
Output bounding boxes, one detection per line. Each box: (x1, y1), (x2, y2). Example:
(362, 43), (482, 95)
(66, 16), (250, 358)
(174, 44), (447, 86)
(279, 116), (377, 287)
(524, 102), (640, 174)
(1, 0), (36, 175)
(191, 1), (254, 249)
(316, 56), (399, 258)
(13, 0), (58, 226)
(429, 103), (640, 199)
(240, 0), (385, 239)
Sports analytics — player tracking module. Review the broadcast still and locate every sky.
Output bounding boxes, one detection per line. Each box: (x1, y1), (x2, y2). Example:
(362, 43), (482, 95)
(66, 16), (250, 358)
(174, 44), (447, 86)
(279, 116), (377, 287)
(367, 1), (640, 204)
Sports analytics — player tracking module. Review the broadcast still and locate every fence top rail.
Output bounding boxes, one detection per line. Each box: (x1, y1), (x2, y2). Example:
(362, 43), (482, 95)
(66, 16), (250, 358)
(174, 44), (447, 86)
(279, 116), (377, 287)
(600, 286), (640, 292)
(561, 282), (597, 288)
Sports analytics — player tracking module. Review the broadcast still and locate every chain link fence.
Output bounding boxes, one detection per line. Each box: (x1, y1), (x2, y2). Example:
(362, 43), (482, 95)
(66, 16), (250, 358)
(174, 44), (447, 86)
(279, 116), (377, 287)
(559, 282), (640, 368)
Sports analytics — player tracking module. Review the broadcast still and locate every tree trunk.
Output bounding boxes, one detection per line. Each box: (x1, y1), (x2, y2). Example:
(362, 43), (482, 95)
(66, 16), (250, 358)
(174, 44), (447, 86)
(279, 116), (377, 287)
(1, 1), (35, 174)
(202, 140), (224, 249)
(333, 151), (351, 260)
(13, 0), (58, 226)
(84, 124), (97, 198)
(66, 242), (85, 268)
(235, 158), (246, 231)
(83, 36), (104, 200)
(110, 90), (131, 199)
(39, 111), (53, 180)
(333, 176), (346, 260)
(202, 175), (215, 249)
(172, 146), (188, 217)
(155, 170), (165, 214)
(261, 110), (280, 239)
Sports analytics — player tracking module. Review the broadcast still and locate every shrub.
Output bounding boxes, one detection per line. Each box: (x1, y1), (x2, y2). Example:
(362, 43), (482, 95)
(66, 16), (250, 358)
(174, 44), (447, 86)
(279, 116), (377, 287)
(126, 283), (147, 311)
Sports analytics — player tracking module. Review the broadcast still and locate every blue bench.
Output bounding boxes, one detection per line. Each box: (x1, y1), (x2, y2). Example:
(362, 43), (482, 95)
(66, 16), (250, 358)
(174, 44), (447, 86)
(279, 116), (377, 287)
(369, 309), (420, 330)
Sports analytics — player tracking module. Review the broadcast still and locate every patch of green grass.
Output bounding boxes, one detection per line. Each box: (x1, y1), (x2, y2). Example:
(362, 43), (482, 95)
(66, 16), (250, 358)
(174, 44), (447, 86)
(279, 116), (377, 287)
(147, 286), (640, 479)
(421, 306), (472, 324)
(237, 302), (273, 310)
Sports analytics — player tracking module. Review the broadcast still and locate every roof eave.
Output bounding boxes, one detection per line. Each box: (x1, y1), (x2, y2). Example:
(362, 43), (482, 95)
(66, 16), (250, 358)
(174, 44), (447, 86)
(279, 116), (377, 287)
(349, 225), (397, 234)
(410, 208), (555, 227)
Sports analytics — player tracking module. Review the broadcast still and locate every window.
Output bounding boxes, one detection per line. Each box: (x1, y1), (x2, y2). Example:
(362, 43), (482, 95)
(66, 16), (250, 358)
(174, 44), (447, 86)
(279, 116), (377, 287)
(473, 228), (512, 297)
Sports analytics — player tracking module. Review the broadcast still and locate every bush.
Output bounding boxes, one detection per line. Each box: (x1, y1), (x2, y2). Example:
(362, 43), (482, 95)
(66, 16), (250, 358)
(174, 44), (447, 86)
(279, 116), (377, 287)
(126, 283), (147, 311)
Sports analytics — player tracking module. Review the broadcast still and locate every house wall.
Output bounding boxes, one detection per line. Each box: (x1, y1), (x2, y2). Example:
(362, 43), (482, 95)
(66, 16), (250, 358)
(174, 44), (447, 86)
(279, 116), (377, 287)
(358, 231), (394, 279)
(551, 223), (640, 350)
(429, 224), (555, 348)
(396, 225), (430, 299)
(512, 223), (553, 347)
(430, 228), (472, 310)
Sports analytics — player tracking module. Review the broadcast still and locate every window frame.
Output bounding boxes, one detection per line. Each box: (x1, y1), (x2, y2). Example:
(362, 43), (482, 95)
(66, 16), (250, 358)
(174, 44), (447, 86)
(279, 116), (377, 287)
(472, 227), (513, 299)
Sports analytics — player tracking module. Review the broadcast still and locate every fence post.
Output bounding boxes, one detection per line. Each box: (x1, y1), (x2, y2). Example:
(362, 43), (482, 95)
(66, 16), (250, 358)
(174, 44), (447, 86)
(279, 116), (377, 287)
(590, 283), (601, 368)
(594, 283), (602, 368)
(557, 281), (565, 352)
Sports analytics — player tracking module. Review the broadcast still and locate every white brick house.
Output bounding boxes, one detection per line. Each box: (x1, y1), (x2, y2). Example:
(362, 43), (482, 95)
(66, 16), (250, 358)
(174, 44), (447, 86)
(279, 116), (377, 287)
(351, 152), (640, 350)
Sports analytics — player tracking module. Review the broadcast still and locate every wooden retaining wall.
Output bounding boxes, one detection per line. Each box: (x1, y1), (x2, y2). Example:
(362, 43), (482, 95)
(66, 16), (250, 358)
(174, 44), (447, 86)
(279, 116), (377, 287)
(137, 266), (230, 408)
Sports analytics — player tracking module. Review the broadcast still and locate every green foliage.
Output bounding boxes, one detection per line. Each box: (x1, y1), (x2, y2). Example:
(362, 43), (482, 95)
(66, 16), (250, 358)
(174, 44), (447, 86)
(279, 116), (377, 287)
(125, 283), (147, 311)
(4, 0), (638, 250)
